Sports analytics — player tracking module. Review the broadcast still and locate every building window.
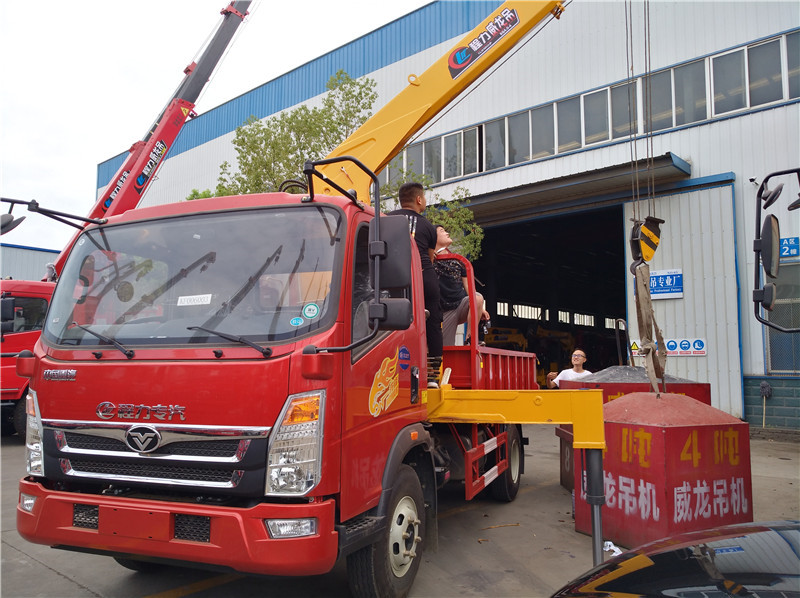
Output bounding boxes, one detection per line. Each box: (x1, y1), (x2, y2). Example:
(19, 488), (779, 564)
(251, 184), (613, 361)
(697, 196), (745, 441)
(531, 104), (555, 158)
(574, 313), (595, 327)
(508, 111), (531, 165)
(497, 301), (509, 317)
(558, 310), (570, 324)
(557, 96), (581, 153)
(513, 304), (543, 320)
(424, 138), (442, 183)
(788, 31), (799, 99)
(406, 143), (423, 178)
(444, 132), (462, 180)
(484, 118), (506, 170)
(611, 82), (637, 139)
(713, 50), (746, 114)
(674, 60), (707, 125)
(583, 89), (609, 145)
(748, 39), (783, 107)
(464, 127), (479, 175)
(766, 263), (800, 374)
(643, 70), (673, 131)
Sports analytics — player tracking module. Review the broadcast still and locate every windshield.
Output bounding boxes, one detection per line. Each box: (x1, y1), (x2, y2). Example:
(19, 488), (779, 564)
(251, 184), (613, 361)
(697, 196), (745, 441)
(44, 206), (344, 348)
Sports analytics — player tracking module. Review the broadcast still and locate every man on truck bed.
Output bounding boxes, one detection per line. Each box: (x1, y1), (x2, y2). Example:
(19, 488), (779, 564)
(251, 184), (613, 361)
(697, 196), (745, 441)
(389, 182), (442, 387)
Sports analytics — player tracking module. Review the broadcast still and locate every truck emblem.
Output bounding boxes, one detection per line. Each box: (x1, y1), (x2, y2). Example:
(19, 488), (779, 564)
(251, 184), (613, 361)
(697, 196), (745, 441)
(125, 425), (161, 453)
(43, 369), (77, 381)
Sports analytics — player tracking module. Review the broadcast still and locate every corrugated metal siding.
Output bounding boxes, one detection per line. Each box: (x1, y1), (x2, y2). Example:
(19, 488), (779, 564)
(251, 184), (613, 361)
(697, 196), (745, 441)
(96, 1), (502, 188)
(1, 244), (59, 281)
(624, 186), (742, 417)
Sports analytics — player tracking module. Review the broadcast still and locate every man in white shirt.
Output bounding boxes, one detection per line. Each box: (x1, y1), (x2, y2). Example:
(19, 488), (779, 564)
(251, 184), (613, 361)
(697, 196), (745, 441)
(546, 349), (592, 388)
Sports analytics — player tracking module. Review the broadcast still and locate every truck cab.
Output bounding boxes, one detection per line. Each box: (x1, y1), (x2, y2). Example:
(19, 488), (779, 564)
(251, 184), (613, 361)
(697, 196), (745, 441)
(1, 279), (54, 436)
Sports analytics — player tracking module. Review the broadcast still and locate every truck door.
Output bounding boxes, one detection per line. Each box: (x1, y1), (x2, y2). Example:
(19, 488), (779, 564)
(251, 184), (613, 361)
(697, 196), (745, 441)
(338, 217), (425, 521)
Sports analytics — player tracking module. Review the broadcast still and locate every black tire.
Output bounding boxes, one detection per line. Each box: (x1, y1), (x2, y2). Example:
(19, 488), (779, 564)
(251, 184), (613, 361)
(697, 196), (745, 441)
(348, 464), (425, 598)
(113, 557), (168, 573)
(13, 397), (27, 440)
(0, 414), (13, 436)
(490, 425), (523, 502)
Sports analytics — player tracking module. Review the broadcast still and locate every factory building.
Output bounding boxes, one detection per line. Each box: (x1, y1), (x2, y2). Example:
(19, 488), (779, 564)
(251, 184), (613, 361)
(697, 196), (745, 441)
(95, 1), (800, 428)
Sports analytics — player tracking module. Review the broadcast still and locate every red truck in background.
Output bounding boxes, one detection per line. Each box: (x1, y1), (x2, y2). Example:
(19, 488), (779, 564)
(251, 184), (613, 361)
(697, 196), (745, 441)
(14, 3), (608, 596)
(0, 0), (250, 438)
(0, 280), (53, 435)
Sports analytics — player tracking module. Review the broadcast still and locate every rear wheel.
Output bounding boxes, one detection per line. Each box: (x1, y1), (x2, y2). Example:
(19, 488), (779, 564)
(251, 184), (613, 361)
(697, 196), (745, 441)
(348, 464), (425, 598)
(490, 425), (523, 502)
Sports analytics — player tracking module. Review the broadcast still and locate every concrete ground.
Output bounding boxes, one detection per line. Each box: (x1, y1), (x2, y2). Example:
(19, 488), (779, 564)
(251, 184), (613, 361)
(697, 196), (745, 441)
(1, 424), (798, 597)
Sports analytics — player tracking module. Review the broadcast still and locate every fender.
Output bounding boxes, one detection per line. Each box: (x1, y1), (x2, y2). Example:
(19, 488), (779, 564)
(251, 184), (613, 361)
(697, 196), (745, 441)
(336, 422), (436, 556)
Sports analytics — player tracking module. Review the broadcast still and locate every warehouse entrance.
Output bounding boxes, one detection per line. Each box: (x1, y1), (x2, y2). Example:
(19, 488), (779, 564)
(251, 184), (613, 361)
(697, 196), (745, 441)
(472, 205), (628, 382)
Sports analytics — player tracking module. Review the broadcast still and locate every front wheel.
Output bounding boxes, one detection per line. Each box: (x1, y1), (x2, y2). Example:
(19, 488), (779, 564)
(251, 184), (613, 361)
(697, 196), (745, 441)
(13, 397), (27, 440)
(490, 425), (523, 502)
(348, 464), (425, 598)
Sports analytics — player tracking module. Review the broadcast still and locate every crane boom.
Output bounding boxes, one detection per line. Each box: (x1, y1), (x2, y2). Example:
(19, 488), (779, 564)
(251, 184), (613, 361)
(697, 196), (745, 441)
(52, 0), (250, 274)
(319, 0), (564, 203)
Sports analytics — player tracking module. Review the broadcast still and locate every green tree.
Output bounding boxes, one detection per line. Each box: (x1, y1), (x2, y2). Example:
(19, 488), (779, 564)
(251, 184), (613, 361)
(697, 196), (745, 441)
(381, 170), (483, 260)
(191, 70), (378, 198)
(426, 186), (484, 261)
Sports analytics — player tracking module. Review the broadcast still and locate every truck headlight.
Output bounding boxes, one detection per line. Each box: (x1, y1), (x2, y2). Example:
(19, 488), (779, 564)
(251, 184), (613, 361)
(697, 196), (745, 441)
(266, 390), (324, 496)
(25, 390), (45, 476)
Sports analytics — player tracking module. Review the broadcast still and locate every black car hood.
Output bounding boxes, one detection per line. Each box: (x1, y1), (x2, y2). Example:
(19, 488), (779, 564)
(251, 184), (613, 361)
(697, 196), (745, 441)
(553, 521), (800, 597)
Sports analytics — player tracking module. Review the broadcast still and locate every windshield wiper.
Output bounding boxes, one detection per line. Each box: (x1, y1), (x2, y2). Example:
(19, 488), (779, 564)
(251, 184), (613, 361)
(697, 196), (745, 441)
(187, 325), (273, 358)
(71, 322), (134, 359)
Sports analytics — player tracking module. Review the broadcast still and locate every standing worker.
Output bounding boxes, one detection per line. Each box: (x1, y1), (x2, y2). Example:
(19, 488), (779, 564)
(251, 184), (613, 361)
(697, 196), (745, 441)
(433, 224), (489, 346)
(546, 348), (592, 388)
(389, 182), (442, 387)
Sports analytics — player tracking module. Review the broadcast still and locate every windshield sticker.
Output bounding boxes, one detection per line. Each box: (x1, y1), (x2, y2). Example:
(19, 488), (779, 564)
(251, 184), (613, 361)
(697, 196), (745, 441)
(177, 294), (212, 307)
(302, 303), (320, 319)
(289, 317), (304, 327)
(369, 348), (400, 418)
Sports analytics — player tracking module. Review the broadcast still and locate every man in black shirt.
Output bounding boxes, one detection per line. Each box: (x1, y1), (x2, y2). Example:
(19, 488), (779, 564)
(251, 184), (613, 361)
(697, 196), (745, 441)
(388, 182), (442, 387)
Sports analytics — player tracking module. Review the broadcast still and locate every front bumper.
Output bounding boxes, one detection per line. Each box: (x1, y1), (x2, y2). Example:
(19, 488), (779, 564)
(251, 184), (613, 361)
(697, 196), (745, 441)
(17, 478), (339, 576)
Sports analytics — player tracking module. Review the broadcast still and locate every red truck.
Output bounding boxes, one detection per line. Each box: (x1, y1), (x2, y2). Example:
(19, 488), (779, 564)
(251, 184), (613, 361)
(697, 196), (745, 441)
(15, 3), (607, 596)
(0, 280), (53, 436)
(0, 1), (250, 438)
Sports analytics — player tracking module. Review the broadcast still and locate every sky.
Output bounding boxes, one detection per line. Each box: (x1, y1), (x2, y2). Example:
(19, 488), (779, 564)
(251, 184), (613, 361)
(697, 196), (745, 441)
(0, 0), (430, 255)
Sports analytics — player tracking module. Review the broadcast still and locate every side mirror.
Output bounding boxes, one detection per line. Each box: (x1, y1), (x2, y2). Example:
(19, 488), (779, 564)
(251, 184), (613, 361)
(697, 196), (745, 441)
(1, 213), (25, 235)
(1, 296), (15, 334)
(371, 298), (413, 331)
(369, 215), (411, 290)
(753, 282), (776, 311)
(759, 214), (780, 279)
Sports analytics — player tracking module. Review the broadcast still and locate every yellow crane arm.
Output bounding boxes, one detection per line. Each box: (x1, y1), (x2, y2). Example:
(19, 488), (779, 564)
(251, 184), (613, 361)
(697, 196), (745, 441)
(318, 0), (564, 202)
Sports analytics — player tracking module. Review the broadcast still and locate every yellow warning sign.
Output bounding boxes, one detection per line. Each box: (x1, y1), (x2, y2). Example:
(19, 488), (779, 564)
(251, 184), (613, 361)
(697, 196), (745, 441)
(630, 341), (640, 352)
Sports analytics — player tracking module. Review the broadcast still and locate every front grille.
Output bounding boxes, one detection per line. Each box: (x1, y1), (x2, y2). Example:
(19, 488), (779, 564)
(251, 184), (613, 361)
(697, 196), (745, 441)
(73, 503), (99, 529)
(174, 514), (211, 542)
(64, 432), (241, 458)
(68, 459), (236, 484)
(44, 423), (270, 496)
